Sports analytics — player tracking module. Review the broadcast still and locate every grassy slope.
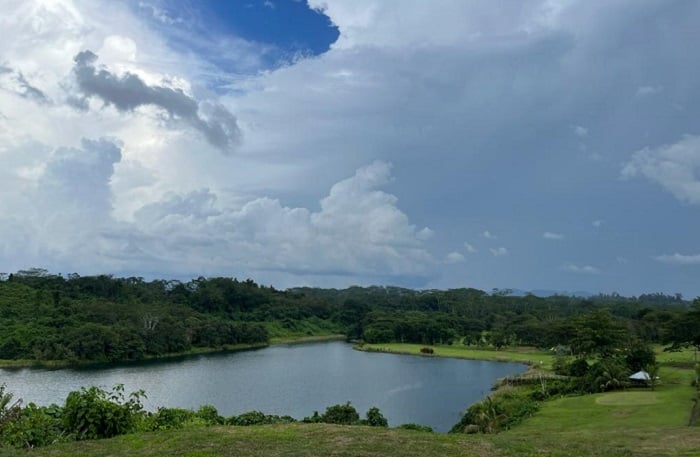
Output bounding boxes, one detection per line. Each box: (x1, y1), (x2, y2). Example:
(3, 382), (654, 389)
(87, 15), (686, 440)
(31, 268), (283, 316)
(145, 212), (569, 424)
(2, 344), (698, 457)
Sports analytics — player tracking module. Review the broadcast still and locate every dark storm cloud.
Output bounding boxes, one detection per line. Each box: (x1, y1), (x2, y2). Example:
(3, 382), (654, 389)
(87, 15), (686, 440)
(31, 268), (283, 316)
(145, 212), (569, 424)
(71, 50), (240, 153)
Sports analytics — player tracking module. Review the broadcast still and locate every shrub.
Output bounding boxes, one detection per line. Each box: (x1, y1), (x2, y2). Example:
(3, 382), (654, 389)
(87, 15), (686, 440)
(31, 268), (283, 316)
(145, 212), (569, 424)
(317, 402), (360, 425)
(585, 357), (629, 392)
(0, 383), (22, 436)
(2, 403), (65, 448)
(195, 405), (223, 425)
(362, 407), (388, 427)
(450, 389), (540, 434)
(62, 385), (145, 440)
(227, 411), (296, 426)
(396, 423), (433, 432)
(147, 407), (196, 430)
(420, 347), (434, 354)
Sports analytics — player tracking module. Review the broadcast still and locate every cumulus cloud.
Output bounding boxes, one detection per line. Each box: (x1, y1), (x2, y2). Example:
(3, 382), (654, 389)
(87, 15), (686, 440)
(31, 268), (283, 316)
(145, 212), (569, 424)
(127, 161), (435, 281)
(0, 137), (123, 272)
(489, 247), (508, 257)
(483, 230), (496, 239)
(70, 50), (241, 153)
(464, 242), (477, 253)
(543, 231), (564, 240)
(562, 263), (600, 274)
(592, 220), (604, 228)
(445, 251), (465, 264)
(653, 253), (700, 265)
(1, 154), (435, 284)
(621, 134), (700, 205)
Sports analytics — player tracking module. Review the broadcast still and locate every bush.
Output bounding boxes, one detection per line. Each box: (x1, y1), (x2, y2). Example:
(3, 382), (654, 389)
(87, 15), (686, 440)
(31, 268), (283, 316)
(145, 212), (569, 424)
(450, 389), (540, 434)
(420, 347), (434, 354)
(62, 385), (145, 440)
(0, 383), (22, 436)
(147, 407), (196, 431)
(227, 411), (296, 426)
(195, 405), (223, 425)
(2, 403), (65, 448)
(362, 407), (388, 427)
(396, 423), (433, 432)
(585, 357), (629, 392)
(305, 402), (360, 425)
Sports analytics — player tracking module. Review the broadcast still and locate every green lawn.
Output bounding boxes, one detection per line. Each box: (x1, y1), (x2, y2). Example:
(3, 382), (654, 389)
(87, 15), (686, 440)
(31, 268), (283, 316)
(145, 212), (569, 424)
(358, 343), (557, 369)
(499, 367), (699, 457)
(0, 425), (499, 457)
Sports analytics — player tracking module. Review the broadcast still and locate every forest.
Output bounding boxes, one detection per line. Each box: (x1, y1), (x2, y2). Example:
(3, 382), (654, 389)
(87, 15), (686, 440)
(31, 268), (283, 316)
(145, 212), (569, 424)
(0, 268), (698, 365)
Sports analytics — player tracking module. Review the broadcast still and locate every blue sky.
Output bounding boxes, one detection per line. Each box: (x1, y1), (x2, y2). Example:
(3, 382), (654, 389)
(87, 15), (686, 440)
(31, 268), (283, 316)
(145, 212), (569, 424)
(1, 0), (699, 298)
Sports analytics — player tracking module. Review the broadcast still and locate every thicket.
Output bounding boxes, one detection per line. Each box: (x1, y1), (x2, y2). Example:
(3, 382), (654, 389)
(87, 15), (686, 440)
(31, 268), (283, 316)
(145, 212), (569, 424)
(2, 269), (698, 366)
(0, 385), (393, 449)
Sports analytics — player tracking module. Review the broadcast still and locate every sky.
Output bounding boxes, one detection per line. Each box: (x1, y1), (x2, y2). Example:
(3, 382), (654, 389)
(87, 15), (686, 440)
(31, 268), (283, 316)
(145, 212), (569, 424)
(1, 0), (699, 298)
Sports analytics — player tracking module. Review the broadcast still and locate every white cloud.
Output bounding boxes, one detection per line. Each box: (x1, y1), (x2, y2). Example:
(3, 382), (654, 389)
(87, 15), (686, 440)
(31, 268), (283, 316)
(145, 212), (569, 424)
(445, 251), (465, 264)
(0, 150), (436, 283)
(635, 85), (662, 97)
(592, 219), (604, 228)
(622, 134), (700, 205)
(543, 231), (564, 240)
(464, 242), (477, 253)
(653, 253), (700, 265)
(483, 230), (496, 239)
(308, 0), (570, 50)
(489, 247), (509, 257)
(562, 263), (600, 274)
(573, 125), (588, 137)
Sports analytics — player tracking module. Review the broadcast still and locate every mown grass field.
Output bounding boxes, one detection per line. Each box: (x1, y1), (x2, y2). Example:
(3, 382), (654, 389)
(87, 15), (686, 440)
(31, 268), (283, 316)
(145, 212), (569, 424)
(1, 343), (698, 457)
(359, 342), (558, 369)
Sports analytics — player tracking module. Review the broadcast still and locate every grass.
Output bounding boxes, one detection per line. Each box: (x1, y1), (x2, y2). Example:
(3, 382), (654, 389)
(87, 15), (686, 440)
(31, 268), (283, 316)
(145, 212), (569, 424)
(498, 367), (699, 457)
(0, 424), (498, 457)
(357, 343), (557, 369)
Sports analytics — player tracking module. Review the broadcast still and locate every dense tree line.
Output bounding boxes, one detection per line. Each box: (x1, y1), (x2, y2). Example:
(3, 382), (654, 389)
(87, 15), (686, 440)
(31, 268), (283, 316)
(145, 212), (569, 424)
(0, 268), (698, 364)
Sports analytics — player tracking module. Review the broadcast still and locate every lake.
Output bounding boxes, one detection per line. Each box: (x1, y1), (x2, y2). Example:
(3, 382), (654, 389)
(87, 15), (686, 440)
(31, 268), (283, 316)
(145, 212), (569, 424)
(0, 341), (525, 432)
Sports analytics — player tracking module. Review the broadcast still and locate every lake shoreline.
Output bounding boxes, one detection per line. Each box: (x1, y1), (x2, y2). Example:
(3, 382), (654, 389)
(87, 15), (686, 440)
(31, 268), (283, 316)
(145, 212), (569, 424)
(0, 334), (347, 370)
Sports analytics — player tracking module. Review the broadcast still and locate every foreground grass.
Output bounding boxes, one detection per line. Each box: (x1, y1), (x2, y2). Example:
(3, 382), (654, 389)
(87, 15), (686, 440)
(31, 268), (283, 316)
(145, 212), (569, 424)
(0, 424), (501, 457)
(1, 411), (698, 457)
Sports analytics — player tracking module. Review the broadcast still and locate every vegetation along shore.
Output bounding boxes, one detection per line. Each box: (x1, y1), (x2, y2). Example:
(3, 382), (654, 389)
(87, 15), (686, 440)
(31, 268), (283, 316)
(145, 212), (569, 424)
(0, 270), (699, 455)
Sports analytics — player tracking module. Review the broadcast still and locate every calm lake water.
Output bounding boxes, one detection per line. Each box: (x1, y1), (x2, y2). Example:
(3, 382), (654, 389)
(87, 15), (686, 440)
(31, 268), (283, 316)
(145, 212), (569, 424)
(0, 341), (525, 432)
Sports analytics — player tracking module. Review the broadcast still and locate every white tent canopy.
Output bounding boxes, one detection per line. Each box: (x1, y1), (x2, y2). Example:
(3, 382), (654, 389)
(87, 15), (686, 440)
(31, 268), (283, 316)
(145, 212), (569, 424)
(629, 370), (659, 381)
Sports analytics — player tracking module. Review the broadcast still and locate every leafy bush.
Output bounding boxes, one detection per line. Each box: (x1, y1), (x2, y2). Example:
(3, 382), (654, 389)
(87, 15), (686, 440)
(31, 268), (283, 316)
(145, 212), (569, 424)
(147, 407), (196, 431)
(321, 402), (360, 425)
(362, 407), (388, 427)
(585, 357), (630, 392)
(62, 385), (145, 440)
(0, 383), (22, 436)
(195, 405), (223, 425)
(226, 411), (296, 426)
(396, 423), (433, 432)
(2, 403), (65, 448)
(304, 402), (360, 425)
(450, 389), (540, 434)
(420, 347), (434, 354)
